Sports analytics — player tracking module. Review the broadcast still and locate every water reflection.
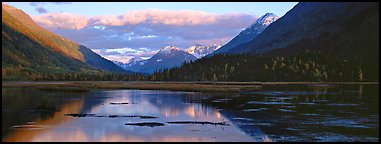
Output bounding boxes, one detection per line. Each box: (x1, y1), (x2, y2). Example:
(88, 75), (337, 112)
(205, 84), (379, 142)
(2, 89), (256, 142)
(2, 84), (378, 142)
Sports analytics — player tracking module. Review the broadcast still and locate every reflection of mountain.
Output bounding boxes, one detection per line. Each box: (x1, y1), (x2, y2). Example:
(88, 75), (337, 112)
(145, 92), (208, 118)
(3, 89), (260, 142)
(78, 92), (110, 113)
(217, 110), (272, 142)
(2, 88), (87, 142)
(143, 91), (263, 140)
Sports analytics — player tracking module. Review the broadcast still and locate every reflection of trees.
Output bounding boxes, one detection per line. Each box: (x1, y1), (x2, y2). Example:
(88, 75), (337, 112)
(2, 88), (88, 142)
(358, 85), (363, 98)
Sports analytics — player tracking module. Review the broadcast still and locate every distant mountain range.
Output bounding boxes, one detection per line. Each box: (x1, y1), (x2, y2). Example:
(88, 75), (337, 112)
(115, 46), (197, 74)
(211, 13), (279, 55)
(113, 44), (222, 74)
(2, 3), (128, 79)
(113, 57), (145, 70)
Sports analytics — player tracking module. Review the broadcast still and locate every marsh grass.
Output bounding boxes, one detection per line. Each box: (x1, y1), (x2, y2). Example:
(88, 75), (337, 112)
(3, 81), (262, 93)
(91, 83), (260, 92)
(3, 81), (378, 93)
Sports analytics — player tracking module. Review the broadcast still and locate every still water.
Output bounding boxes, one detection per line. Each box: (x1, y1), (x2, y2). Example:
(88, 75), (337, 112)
(2, 84), (379, 142)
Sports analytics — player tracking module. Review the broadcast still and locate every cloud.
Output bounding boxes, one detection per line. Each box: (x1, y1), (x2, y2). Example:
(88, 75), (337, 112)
(92, 47), (159, 63)
(35, 7), (48, 14)
(32, 13), (89, 29)
(29, 2), (71, 14)
(31, 9), (259, 62)
(88, 9), (223, 26)
(30, 2), (72, 6)
(33, 9), (256, 30)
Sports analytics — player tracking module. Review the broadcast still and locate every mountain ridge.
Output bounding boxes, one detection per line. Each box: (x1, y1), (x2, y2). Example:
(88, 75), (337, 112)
(2, 3), (128, 79)
(211, 13), (279, 55)
(227, 2), (378, 58)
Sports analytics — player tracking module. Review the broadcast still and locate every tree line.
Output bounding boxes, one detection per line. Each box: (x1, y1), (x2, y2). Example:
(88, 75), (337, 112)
(150, 50), (378, 82)
(3, 50), (378, 82)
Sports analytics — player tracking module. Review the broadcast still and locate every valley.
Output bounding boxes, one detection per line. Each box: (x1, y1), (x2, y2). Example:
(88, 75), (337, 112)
(2, 2), (379, 142)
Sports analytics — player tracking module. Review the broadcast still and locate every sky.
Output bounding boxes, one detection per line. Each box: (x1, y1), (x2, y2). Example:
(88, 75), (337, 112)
(5, 2), (298, 63)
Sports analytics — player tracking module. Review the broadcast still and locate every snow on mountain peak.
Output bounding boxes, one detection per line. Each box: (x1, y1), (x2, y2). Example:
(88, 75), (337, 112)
(186, 44), (222, 58)
(256, 13), (279, 26)
(161, 46), (181, 51)
(127, 57), (143, 64)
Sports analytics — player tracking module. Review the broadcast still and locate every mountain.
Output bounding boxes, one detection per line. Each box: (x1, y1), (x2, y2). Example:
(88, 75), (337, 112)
(113, 57), (146, 70)
(226, 2), (379, 61)
(186, 44), (222, 58)
(151, 2), (379, 82)
(211, 13), (279, 55)
(113, 61), (127, 69)
(121, 46), (197, 74)
(2, 3), (127, 79)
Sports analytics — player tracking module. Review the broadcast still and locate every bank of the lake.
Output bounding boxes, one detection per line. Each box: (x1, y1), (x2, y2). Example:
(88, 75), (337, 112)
(2, 81), (379, 93)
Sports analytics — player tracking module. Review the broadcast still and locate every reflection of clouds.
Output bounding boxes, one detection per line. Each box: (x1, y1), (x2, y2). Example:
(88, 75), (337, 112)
(262, 136), (273, 142)
(29, 129), (240, 142)
(185, 105), (216, 119)
(32, 129), (90, 142)
(4, 90), (256, 142)
(161, 107), (181, 117)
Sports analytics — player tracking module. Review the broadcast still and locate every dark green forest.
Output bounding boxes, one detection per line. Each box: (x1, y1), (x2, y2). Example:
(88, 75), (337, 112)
(3, 49), (378, 82)
(151, 50), (379, 82)
(2, 68), (147, 81)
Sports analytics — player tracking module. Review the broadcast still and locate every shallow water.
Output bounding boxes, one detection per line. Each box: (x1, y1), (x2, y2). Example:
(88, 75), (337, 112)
(2, 84), (379, 142)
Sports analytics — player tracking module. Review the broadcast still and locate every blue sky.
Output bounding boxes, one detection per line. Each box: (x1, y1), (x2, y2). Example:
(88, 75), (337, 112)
(5, 2), (298, 63)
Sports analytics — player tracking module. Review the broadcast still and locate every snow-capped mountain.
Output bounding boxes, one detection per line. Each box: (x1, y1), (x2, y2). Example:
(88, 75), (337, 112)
(127, 57), (144, 64)
(253, 13), (279, 27)
(113, 57), (147, 70)
(186, 44), (222, 58)
(112, 60), (126, 68)
(118, 46), (197, 74)
(211, 13), (279, 55)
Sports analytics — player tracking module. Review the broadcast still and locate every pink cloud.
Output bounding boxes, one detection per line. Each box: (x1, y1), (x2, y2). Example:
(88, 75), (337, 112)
(32, 13), (89, 30)
(32, 9), (256, 29)
(30, 9), (259, 62)
(88, 9), (221, 26)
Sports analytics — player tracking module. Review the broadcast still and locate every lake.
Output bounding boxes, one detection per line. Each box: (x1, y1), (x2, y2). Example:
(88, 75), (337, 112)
(2, 84), (379, 142)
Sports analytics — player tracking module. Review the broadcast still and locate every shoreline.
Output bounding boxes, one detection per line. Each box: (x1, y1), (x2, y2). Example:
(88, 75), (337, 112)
(2, 81), (379, 93)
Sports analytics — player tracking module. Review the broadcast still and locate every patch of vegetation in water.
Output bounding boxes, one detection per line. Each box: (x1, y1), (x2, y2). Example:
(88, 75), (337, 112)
(167, 121), (230, 126)
(64, 113), (158, 119)
(124, 122), (165, 127)
(109, 102), (137, 105)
